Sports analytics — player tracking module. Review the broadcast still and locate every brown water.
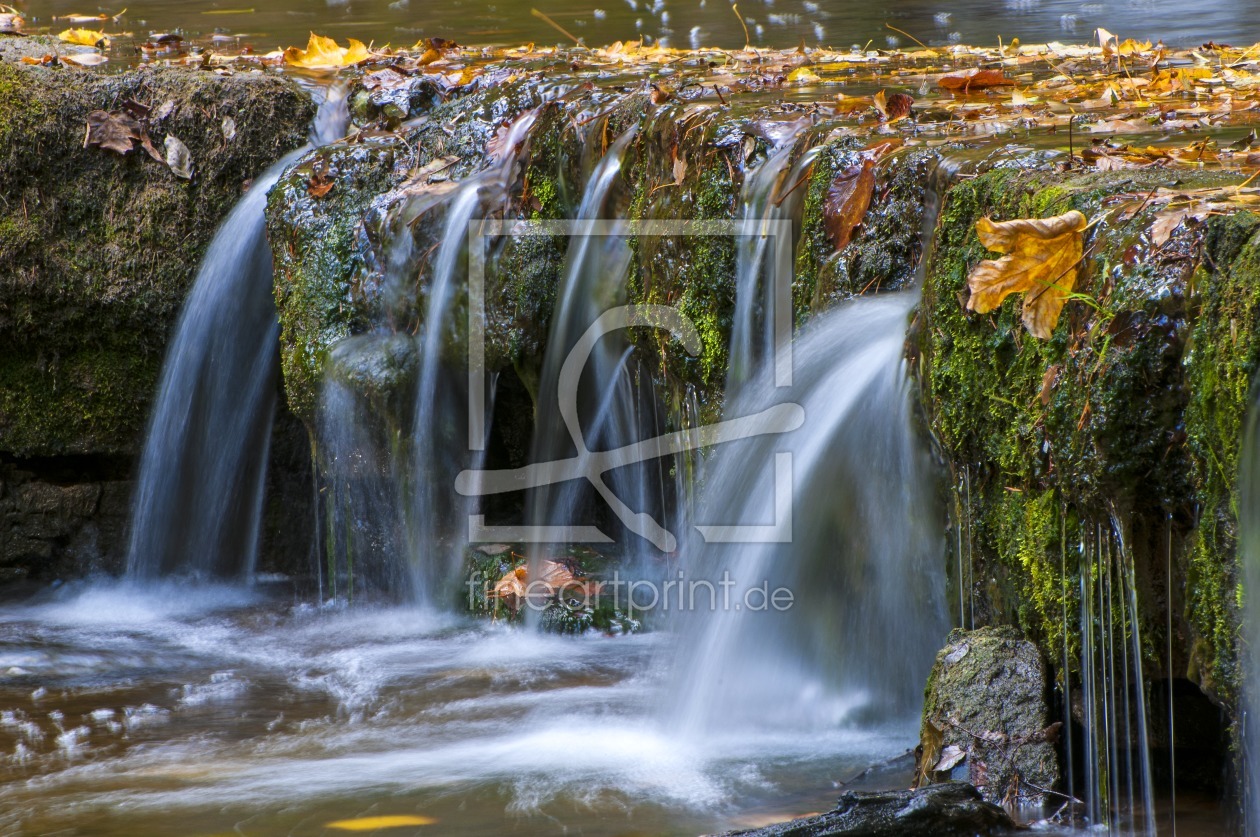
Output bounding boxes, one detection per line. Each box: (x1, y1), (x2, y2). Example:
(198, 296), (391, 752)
(31, 0), (1260, 53)
(0, 581), (917, 836)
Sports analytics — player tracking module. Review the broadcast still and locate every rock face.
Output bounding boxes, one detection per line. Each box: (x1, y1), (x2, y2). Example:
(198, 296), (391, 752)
(915, 162), (1257, 716)
(0, 50), (315, 580)
(720, 783), (1017, 837)
(917, 626), (1059, 806)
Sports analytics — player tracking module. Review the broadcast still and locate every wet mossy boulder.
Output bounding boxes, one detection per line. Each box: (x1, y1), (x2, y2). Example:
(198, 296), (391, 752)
(721, 782), (1017, 836)
(917, 626), (1059, 806)
(0, 56), (314, 456)
(915, 162), (1258, 711)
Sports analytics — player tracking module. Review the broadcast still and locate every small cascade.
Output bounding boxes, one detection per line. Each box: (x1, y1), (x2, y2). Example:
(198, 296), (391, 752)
(1070, 516), (1157, 833)
(523, 126), (673, 559)
(727, 132), (815, 393)
(314, 111), (539, 605)
(126, 87), (349, 581)
(666, 293), (947, 733)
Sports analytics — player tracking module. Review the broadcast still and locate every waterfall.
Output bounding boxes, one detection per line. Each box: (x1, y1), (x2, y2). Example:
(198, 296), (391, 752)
(314, 111), (539, 605)
(665, 293), (949, 734)
(727, 132), (815, 394)
(523, 126), (668, 558)
(125, 87), (349, 581)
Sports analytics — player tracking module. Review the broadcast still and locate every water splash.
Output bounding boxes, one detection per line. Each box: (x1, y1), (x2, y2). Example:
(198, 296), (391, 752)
(667, 293), (948, 735)
(126, 86), (350, 581)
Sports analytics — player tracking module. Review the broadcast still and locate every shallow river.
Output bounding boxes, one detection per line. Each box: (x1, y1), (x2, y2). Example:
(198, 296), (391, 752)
(36, 0), (1260, 53)
(0, 581), (918, 836)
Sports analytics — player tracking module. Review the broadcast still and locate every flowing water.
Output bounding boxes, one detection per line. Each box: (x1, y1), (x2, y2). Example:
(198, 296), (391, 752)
(126, 87), (349, 582)
(40, 0), (1259, 56)
(669, 294), (948, 734)
(0, 583), (915, 836)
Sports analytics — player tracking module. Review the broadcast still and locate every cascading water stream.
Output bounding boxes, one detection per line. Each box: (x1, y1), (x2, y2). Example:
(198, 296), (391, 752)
(727, 133), (816, 394)
(663, 154), (950, 739)
(524, 126), (661, 557)
(126, 86), (349, 581)
(407, 113), (539, 602)
(314, 111), (539, 605)
(665, 294), (949, 735)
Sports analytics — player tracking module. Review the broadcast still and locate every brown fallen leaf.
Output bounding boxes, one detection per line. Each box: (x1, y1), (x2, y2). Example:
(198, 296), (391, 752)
(673, 154), (688, 187)
(84, 110), (142, 154)
(822, 139), (901, 252)
(938, 68), (1011, 91)
(965, 209), (1089, 339)
(308, 171), (335, 198)
(824, 158), (876, 252)
(164, 134), (192, 179)
(873, 90), (914, 121)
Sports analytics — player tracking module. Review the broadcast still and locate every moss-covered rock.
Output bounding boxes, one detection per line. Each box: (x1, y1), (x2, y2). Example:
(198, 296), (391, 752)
(918, 626), (1059, 807)
(0, 57), (314, 456)
(915, 161), (1256, 712)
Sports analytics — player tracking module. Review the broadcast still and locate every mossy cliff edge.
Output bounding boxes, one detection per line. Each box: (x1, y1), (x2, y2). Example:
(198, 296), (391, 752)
(916, 162), (1259, 742)
(0, 52), (314, 580)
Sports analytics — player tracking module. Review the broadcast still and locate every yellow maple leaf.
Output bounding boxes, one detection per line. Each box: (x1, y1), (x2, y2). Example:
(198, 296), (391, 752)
(283, 32), (370, 69)
(965, 210), (1088, 339)
(58, 28), (109, 47)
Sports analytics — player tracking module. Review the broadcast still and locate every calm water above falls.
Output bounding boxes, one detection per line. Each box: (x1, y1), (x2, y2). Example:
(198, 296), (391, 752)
(38, 0), (1260, 52)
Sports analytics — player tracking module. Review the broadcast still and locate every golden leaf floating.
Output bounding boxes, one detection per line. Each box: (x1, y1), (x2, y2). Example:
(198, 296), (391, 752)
(283, 32), (370, 69)
(965, 210), (1089, 339)
(58, 28), (109, 47)
(325, 815), (437, 831)
(938, 68), (1011, 91)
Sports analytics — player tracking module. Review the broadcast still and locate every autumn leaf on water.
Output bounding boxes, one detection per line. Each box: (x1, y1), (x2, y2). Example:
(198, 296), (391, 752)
(325, 815), (437, 831)
(872, 90), (913, 122)
(965, 210), (1089, 339)
(58, 28), (109, 47)
(283, 32), (370, 69)
(938, 68), (1010, 92)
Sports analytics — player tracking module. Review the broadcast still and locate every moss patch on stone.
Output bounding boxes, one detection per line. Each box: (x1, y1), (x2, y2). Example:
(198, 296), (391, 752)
(0, 60), (313, 455)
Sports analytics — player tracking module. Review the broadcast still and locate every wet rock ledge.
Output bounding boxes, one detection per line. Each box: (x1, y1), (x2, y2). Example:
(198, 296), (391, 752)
(719, 783), (1018, 837)
(0, 46), (315, 580)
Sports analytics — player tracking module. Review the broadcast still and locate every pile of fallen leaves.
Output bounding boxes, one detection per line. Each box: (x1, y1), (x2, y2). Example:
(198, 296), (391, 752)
(488, 558), (602, 613)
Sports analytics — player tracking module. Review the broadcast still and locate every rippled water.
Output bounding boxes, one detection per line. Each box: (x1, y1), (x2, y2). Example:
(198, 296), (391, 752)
(0, 583), (920, 836)
(36, 0), (1258, 53)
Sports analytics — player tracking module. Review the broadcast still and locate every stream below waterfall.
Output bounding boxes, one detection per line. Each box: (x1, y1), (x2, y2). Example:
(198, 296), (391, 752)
(0, 582), (915, 836)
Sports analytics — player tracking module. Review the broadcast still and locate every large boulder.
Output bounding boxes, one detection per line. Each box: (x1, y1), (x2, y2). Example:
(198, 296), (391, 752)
(916, 626), (1060, 806)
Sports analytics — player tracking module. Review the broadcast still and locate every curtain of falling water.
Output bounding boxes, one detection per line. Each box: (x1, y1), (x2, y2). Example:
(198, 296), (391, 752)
(314, 111), (538, 605)
(126, 86), (349, 581)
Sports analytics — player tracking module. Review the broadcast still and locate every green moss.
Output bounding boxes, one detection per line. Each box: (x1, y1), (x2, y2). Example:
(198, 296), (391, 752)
(1182, 212), (1260, 704)
(918, 164), (1248, 697)
(0, 62), (313, 455)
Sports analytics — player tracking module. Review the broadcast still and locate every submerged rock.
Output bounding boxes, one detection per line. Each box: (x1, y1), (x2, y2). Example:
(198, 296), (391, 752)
(719, 782), (1018, 836)
(917, 626), (1059, 807)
